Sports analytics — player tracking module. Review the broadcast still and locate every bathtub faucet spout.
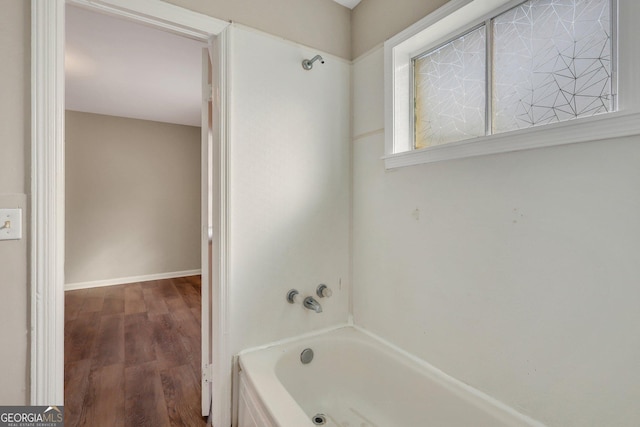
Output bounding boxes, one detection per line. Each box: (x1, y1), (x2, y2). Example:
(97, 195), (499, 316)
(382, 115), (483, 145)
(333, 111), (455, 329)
(303, 296), (323, 313)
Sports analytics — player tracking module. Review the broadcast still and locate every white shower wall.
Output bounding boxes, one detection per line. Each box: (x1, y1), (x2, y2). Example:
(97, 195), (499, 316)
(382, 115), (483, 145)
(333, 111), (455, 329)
(227, 25), (351, 356)
(352, 47), (640, 426)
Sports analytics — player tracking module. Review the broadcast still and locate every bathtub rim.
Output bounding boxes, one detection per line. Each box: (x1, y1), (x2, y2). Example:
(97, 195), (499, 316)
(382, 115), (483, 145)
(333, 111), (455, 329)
(237, 324), (547, 427)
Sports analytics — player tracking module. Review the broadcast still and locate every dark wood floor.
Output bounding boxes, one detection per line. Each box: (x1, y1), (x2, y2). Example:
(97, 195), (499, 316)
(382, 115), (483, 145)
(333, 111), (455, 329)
(64, 276), (207, 427)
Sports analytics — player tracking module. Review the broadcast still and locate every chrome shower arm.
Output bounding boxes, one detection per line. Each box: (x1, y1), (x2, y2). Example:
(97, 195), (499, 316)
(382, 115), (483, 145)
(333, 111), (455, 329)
(302, 55), (325, 70)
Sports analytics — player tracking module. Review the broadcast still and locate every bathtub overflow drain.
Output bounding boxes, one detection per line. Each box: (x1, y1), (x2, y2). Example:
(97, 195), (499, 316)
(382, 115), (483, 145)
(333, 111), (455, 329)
(300, 348), (314, 364)
(311, 413), (326, 425)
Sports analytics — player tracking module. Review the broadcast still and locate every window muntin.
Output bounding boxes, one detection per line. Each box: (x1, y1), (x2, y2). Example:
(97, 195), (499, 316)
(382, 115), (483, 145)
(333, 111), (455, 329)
(412, 0), (613, 148)
(414, 26), (487, 148)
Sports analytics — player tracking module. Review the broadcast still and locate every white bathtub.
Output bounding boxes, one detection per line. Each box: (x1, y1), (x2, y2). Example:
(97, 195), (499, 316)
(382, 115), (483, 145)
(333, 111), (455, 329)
(237, 326), (544, 427)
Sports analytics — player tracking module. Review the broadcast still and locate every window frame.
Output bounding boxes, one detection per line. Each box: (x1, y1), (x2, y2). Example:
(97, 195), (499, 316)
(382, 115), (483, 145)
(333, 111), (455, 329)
(384, 0), (639, 169)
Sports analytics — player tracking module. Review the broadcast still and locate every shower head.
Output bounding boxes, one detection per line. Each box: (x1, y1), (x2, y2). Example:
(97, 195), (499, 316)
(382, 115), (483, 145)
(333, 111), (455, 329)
(302, 55), (325, 70)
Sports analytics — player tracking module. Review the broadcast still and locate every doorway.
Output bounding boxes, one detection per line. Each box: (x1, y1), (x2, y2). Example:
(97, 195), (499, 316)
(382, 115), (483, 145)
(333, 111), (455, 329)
(31, 1), (231, 426)
(63, 3), (207, 424)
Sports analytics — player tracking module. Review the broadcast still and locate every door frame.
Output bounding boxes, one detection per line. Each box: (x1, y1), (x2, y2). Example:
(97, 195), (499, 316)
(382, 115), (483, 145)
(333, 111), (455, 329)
(30, 1), (231, 425)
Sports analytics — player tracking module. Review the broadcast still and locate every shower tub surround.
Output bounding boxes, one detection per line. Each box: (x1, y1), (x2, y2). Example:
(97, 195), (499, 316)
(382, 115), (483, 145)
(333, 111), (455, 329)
(237, 327), (545, 427)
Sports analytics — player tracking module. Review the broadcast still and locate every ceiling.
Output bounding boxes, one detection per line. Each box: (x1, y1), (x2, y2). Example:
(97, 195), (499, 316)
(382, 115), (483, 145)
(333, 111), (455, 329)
(65, 1), (361, 127)
(334, 0), (362, 8)
(65, 5), (205, 127)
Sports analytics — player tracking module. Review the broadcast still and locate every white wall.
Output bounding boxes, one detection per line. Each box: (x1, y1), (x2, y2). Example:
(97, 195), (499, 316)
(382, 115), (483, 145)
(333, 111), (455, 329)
(65, 111), (201, 287)
(227, 25), (351, 356)
(352, 46), (640, 426)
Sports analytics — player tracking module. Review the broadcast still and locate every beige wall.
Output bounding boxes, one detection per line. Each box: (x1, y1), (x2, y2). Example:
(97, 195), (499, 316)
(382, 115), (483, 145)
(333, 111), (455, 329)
(0, 1), (29, 195)
(163, 0), (351, 59)
(0, 0), (30, 405)
(65, 111), (201, 286)
(167, 0), (448, 60)
(351, 0), (448, 58)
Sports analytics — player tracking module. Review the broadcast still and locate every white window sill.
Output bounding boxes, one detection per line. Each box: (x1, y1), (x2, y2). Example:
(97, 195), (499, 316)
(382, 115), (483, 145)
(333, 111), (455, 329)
(383, 111), (640, 169)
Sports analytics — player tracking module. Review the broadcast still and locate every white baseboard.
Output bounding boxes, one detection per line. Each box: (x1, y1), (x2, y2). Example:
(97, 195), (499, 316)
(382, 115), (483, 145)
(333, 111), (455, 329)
(64, 269), (202, 291)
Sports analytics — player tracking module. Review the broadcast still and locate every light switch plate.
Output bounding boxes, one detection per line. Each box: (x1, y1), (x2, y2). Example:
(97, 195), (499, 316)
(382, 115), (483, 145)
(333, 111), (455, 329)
(0, 208), (22, 240)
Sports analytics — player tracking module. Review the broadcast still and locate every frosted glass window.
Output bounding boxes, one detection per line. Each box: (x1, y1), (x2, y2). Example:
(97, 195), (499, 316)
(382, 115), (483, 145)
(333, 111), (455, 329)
(389, 0), (622, 166)
(414, 26), (486, 148)
(492, 0), (612, 133)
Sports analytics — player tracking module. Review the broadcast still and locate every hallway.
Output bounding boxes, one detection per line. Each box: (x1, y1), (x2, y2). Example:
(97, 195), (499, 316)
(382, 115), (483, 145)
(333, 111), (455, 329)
(64, 276), (206, 426)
